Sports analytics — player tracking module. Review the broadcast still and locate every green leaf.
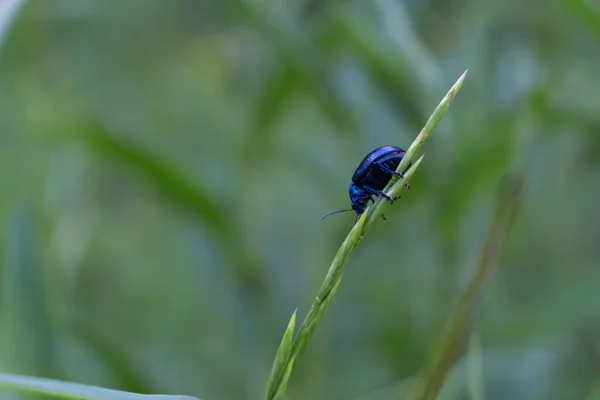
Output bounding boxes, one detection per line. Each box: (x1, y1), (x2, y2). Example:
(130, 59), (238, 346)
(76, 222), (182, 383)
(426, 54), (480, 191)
(265, 311), (297, 400)
(0, 373), (200, 400)
(0, 208), (58, 378)
(0, 0), (27, 51)
(73, 121), (228, 238)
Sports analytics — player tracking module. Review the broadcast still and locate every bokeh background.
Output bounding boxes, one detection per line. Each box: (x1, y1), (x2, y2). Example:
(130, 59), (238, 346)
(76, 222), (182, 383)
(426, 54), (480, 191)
(1, 0), (600, 399)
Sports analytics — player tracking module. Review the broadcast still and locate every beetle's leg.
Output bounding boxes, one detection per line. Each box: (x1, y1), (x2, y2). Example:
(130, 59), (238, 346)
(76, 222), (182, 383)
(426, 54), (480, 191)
(363, 185), (394, 203)
(374, 162), (404, 178)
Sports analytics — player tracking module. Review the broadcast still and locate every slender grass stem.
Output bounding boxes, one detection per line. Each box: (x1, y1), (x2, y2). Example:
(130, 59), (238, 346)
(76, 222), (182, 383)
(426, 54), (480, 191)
(264, 70), (468, 400)
(409, 174), (525, 400)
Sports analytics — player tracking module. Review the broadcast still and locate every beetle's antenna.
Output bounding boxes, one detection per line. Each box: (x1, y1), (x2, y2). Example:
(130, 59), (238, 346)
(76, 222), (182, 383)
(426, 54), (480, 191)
(320, 208), (352, 221)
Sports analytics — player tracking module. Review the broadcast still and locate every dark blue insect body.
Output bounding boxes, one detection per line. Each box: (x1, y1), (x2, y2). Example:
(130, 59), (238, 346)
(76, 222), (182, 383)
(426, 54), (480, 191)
(321, 145), (409, 221)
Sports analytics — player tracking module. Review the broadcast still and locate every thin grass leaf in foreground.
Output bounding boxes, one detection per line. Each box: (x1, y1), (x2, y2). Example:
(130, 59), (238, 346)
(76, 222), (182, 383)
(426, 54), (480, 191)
(0, 0), (27, 50)
(264, 70), (468, 400)
(0, 372), (200, 400)
(409, 174), (525, 400)
(1, 209), (57, 378)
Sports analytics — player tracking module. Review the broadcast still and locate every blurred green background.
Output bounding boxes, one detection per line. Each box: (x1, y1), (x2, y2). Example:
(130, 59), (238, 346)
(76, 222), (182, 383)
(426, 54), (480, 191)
(1, 0), (600, 399)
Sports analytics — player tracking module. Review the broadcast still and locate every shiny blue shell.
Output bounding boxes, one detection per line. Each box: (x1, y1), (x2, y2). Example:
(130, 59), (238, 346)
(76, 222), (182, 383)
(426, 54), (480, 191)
(351, 146), (406, 186)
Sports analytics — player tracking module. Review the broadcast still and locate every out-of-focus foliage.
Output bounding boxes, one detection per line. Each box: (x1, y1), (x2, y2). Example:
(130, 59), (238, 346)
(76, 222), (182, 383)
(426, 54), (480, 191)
(0, 1), (599, 400)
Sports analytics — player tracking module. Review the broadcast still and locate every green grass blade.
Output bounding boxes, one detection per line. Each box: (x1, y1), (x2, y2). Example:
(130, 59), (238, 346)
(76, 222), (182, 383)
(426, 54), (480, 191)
(271, 360), (295, 400)
(0, 373), (200, 400)
(0, 0), (27, 51)
(290, 277), (342, 359)
(0, 209), (58, 378)
(264, 70), (468, 400)
(265, 311), (297, 400)
(77, 125), (227, 235)
(409, 174), (525, 400)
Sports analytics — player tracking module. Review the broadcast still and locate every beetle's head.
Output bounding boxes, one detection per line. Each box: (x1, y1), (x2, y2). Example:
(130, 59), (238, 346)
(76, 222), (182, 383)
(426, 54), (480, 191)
(319, 183), (371, 222)
(349, 183), (370, 215)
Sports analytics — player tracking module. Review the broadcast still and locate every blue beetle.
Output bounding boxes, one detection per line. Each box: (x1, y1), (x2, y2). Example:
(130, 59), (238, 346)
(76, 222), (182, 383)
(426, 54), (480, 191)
(321, 145), (410, 221)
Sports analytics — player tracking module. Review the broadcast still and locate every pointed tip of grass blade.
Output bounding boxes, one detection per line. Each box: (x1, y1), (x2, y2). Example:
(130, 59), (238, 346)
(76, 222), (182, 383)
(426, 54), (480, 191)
(279, 310), (296, 361)
(405, 153), (424, 178)
(287, 311), (297, 335)
(264, 311), (297, 400)
(444, 69), (469, 103)
(398, 70), (468, 173)
(411, 154), (425, 171)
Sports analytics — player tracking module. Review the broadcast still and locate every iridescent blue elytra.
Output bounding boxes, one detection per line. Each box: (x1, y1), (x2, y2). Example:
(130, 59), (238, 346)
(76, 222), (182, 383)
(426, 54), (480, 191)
(321, 145), (409, 221)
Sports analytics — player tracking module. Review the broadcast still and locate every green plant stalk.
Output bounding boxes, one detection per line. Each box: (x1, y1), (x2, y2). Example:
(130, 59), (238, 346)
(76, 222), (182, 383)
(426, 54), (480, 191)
(264, 70), (468, 400)
(409, 174), (525, 400)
